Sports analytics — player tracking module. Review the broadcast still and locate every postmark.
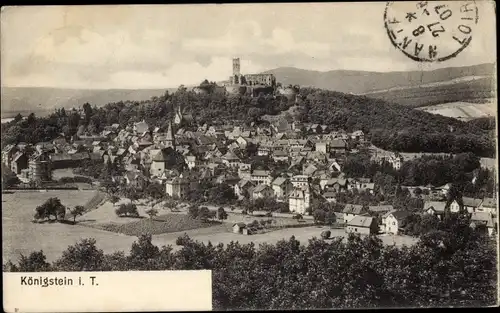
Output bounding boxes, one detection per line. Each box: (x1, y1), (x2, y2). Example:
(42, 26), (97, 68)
(384, 1), (479, 62)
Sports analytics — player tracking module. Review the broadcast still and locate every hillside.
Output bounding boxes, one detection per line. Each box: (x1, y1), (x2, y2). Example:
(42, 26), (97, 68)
(0, 87), (176, 118)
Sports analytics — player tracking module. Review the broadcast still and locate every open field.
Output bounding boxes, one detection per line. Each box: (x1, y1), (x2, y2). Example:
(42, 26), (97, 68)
(364, 76), (494, 108)
(2, 190), (137, 263)
(416, 99), (496, 121)
(3, 191), (419, 263)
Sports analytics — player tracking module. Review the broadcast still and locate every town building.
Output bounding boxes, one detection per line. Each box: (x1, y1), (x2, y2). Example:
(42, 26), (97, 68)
(345, 215), (378, 235)
(478, 198), (497, 215)
(11, 151), (28, 174)
(28, 152), (52, 182)
(384, 211), (411, 235)
(251, 184), (274, 200)
(342, 204), (367, 224)
(271, 177), (292, 200)
(450, 197), (483, 213)
(291, 175), (309, 188)
(289, 186), (311, 215)
(424, 201), (447, 219)
(251, 170), (272, 185)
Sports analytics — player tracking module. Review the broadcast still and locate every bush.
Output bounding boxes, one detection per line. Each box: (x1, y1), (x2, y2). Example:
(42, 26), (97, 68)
(321, 230), (331, 239)
(115, 203), (139, 217)
(176, 233), (191, 246)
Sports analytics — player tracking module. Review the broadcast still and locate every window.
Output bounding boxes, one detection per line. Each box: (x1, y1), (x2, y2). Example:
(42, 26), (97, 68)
(355, 228), (357, 232)
(393, 222), (396, 225)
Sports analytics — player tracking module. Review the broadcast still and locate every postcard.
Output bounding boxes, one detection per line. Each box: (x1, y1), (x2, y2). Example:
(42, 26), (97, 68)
(1, 2), (497, 311)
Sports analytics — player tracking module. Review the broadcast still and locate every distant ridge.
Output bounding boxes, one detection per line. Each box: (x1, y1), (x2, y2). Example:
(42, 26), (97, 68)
(262, 63), (495, 95)
(1, 63), (495, 118)
(1, 87), (176, 118)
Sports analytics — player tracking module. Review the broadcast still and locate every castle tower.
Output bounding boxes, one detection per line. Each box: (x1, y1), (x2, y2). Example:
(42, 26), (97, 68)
(232, 58), (241, 76)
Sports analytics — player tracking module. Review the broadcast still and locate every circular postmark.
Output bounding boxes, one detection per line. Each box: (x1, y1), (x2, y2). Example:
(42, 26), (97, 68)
(384, 1), (479, 62)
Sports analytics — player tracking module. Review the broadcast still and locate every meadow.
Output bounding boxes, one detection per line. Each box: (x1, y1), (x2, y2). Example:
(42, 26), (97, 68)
(2, 190), (137, 263)
(417, 99), (496, 121)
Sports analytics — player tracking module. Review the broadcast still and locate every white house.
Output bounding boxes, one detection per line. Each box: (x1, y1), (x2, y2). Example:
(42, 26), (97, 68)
(291, 175), (309, 188)
(184, 155), (196, 169)
(450, 197), (483, 213)
(251, 170), (272, 185)
(384, 211), (411, 235)
(289, 186), (311, 215)
(315, 141), (328, 154)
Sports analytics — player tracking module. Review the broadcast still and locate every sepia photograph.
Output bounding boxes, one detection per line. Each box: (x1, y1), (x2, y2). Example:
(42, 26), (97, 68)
(1, 2), (498, 311)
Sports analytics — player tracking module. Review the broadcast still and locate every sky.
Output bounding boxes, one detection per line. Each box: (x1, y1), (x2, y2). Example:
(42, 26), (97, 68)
(1, 3), (496, 89)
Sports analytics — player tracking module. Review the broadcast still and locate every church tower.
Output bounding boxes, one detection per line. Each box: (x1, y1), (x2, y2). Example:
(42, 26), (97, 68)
(166, 122), (176, 150)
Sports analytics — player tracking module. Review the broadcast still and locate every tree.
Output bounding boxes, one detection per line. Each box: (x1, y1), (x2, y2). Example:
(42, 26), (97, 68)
(33, 197), (66, 221)
(312, 209), (326, 224)
(53, 238), (104, 271)
(217, 207), (228, 220)
(128, 235), (160, 270)
(145, 182), (164, 200)
(145, 208), (159, 220)
(110, 195), (120, 206)
(188, 206), (200, 219)
(17, 251), (51, 272)
(325, 210), (337, 225)
(115, 203), (139, 217)
(68, 205), (85, 224)
(198, 207), (210, 222)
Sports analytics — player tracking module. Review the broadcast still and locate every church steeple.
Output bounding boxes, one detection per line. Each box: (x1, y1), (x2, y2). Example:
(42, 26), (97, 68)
(166, 121), (175, 150)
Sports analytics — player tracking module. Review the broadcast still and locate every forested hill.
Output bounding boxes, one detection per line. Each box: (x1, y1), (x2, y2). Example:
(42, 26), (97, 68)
(1, 86), (495, 157)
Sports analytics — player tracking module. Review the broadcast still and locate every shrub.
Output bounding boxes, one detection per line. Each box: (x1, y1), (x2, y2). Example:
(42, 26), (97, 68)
(321, 230), (331, 239)
(176, 233), (191, 246)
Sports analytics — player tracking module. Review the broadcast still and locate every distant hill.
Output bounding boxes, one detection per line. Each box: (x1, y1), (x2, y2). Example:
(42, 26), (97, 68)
(1, 63), (495, 118)
(0, 87), (176, 118)
(262, 63), (495, 106)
